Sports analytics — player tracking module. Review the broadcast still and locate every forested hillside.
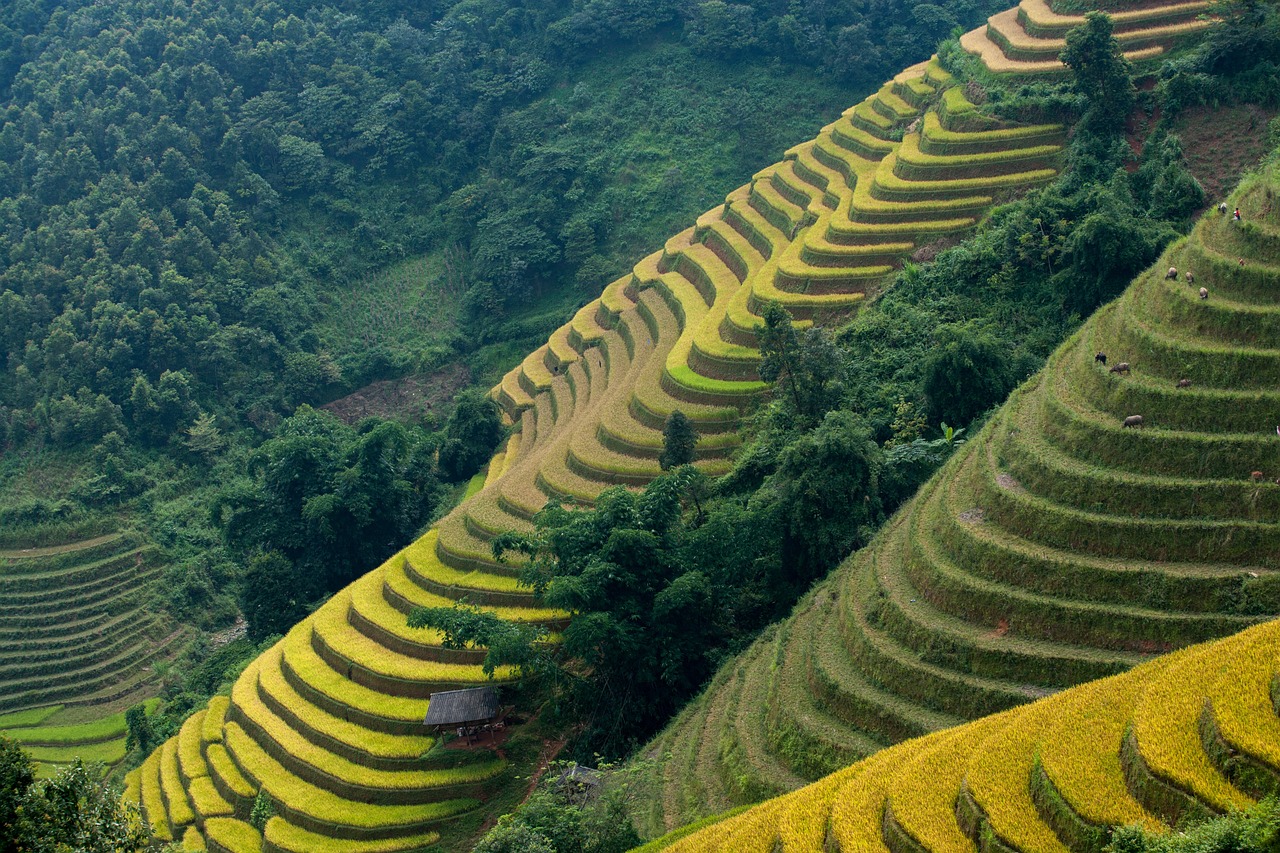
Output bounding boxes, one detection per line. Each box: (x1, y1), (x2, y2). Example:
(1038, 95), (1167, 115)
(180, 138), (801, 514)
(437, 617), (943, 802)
(0, 0), (999, 458)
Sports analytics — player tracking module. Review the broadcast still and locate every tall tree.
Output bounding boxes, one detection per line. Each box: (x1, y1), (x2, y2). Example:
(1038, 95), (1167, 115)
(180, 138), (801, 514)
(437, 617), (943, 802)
(1060, 11), (1136, 134)
(659, 411), (697, 470)
(438, 390), (505, 482)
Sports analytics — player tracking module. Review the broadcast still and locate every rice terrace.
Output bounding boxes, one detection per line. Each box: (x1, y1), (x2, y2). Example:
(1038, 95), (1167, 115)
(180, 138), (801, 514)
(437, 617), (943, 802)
(1, 0), (1279, 850)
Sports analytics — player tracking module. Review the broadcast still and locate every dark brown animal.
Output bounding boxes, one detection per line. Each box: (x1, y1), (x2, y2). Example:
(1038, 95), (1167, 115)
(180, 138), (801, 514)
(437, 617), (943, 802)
(1123, 415), (1144, 428)
(1252, 471), (1265, 483)
(1095, 352), (1107, 366)
(1176, 378), (1192, 388)
(1109, 362), (1130, 374)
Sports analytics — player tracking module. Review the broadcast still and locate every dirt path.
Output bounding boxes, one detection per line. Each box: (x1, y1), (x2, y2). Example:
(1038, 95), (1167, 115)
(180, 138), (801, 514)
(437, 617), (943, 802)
(0, 533), (118, 559)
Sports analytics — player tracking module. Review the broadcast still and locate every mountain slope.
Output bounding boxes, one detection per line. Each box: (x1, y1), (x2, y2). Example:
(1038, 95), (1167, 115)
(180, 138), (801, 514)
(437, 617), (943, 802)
(127, 0), (1220, 847)
(638, 613), (1280, 853)
(632, 147), (1280, 836)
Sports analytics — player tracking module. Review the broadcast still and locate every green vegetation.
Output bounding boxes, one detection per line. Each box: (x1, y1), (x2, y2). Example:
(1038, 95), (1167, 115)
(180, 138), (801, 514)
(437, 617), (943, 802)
(93, 0), (1280, 850)
(473, 762), (642, 853)
(0, 739), (148, 852)
(643, 622), (1280, 853)
(631, 3), (1280, 836)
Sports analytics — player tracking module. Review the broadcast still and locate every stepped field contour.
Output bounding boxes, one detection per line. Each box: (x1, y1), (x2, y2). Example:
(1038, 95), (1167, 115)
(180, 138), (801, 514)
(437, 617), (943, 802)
(0, 532), (185, 778)
(128, 0), (1223, 848)
(635, 120), (1280, 834)
(643, 615), (1280, 853)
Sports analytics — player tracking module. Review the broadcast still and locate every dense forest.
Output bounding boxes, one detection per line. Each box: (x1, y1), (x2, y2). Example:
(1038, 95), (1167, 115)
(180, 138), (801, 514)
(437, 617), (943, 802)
(0, 0), (1007, 460)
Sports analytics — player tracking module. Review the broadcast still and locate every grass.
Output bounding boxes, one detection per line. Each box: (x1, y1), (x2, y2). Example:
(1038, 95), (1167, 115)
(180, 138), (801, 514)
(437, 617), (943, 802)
(635, 165), (1280, 836)
(658, 622), (1280, 852)
(140, 749), (172, 842)
(178, 712), (208, 780)
(1130, 635), (1256, 815)
(183, 825), (206, 851)
(223, 721), (480, 830)
(315, 251), (465, 380)
(204, 697), (229, 744)
(22, 738), (127, 765)
(0, 706), (61, 728)
(161, 737), (196, 829)
(256, 644), (436, 761)
(2, 713), (125, 745)
(188, 776), (235, 820)
(205, 743), (255, 802)
(230, 656), (506, 796)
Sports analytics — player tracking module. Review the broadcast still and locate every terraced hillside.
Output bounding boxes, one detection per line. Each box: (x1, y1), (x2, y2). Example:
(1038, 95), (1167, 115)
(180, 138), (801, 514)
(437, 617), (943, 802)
(0, 699), (161, 779)
(0, 533), (186, 776)
(131, 0), (1222, 848)
(633, 157), (1280, 834)
(960, 0), (1214, 74)
(643, 615), (1280, 853)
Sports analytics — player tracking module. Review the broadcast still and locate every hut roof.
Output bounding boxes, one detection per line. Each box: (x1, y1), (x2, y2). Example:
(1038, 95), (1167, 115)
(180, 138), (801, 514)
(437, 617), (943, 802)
(423, 686), (500, 727)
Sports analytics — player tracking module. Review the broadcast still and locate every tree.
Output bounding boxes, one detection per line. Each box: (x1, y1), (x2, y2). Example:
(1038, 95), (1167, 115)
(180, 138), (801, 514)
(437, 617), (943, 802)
(921, 323), (1015, 427)
(438, 390), (504, 482)
(407, 605), (547, 678)
(768, 410), (884, 587)
(123, 704), (154, 757)
(1, 750), (148, 853)
(215, 407), (445, 598)
(1060, 12), (1135, 134)
(0, 737), (33, 853)
(238, 551), (313, 642)
(757, 302), (848, 426)
(659, 411), (697, 470)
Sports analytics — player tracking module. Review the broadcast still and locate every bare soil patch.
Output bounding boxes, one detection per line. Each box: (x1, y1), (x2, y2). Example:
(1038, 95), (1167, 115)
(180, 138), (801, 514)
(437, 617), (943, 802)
(1174, 103), (1279, 202)
(995, 472), (1023, 492)
(322, 362), (471, 425)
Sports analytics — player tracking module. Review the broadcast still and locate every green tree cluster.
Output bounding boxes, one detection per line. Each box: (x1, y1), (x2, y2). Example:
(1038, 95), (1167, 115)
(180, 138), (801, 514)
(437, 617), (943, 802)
(0, 738), (147, 853)
(213, 405), (453, 640)
(1108, 798), (1280, 853)
(0, 0), (1014, 463)
(472, 762), (641, 853)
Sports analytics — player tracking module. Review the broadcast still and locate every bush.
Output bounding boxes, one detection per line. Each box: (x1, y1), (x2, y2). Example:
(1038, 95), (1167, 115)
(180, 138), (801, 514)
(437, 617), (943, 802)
(922, 323), (1015, 428)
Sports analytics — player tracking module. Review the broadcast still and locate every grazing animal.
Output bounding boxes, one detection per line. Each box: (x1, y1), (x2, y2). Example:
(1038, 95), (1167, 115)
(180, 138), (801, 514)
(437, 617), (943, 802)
(1123, 415), (1144, 428)
(1185, 271), (1194, 284)
(1109, 362), (1130, 374)
(1176, 378), (1192, 388)
(1252, 471), (1265, 483)
(1095, 352), (1107, 366)
(1239, 257), (1247, 267)
(1166, 266), (1178, 280)
(1200, 287), (1209, 299)
(1219, 201), (1229, 214)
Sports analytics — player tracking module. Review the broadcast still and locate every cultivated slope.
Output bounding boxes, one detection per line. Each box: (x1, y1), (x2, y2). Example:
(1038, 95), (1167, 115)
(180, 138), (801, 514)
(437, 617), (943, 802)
(644, 614), (1280, 853)
(130, 0), (1216, 847)
(0, 532), (186, 776)
(633, 157), (1280, 835)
